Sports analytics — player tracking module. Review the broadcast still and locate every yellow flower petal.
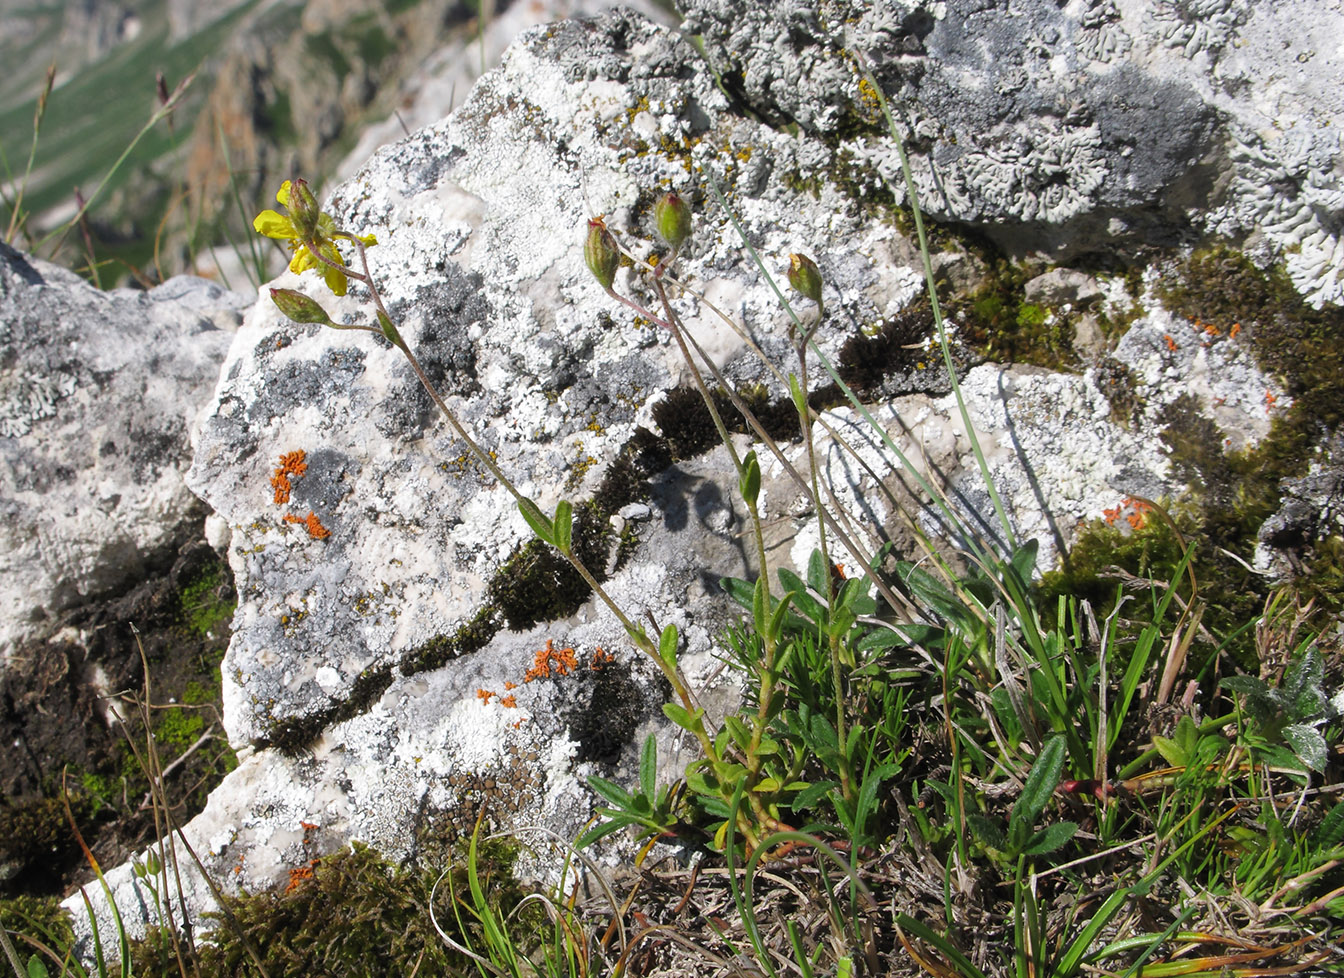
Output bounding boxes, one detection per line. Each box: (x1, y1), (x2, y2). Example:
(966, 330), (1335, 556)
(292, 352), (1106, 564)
(290, 247), (317, 274)
(253, 210), (296, 239)
(276, 180), (292, 207)
(319, 241), (349, 296)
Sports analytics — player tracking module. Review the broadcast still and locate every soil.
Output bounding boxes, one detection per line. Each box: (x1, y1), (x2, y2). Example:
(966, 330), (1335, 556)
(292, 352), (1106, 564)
(0, 538), (237, 899)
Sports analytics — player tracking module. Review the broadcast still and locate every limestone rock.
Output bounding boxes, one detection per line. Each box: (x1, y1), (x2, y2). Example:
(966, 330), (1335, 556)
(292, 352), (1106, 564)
(0, 243), (246, 656)
(72, 3), (1310, 952)
(678, 0), (1344, 306)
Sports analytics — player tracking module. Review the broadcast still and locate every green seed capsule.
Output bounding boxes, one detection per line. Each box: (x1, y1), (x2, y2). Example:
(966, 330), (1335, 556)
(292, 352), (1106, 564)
(269, 287), (332, 325)
(654, 192), (691, 250)
(584, 219), (621, 290)
(787, 253), (823, 305)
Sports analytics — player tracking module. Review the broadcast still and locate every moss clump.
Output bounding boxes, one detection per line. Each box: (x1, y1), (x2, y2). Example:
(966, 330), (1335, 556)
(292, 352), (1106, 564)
(0, 795), (95, 897)
(162, 842), (503, 977)
(0, 893), (74, 961)
(178, 562), (236, 639)
(951, 260), (1078, 369)
(1152, 245), (1344, 627)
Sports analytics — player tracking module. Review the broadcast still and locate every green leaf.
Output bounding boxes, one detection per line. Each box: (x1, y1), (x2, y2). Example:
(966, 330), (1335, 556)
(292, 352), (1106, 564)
(1283, 723), (1327, 772)
(659, 624), (679, 670)
(720, 575), (755, 610)
(576, 818), (634, 849)
(740, 450), (761, 507)
(723, 715), (752, 751)
(1152, 734), (1186, 769)
(711, 760), (747, 784)
(754, 776), (782, 793)
(1221, 674), (1270, 697)
(639, 734), (658, 804)
(1013, 736), (1066, 829)
(767, 593), (796, 643)
(663, 702), (704, 734)
(685, 765), (719, 797)
(779, 568), (826, 624)
(586, 775), (633, 811)
(754, 735), (782, 756)
(752, 576), (769, 637)
(518, 497), (553, 543)
(807, 549), (829, 595)
(967, 814), (1007, 851)
(1007, 539), (1039, 589)
(552, 499), (573, 553)
(1022, 820), (1078, 855)
(26, 956), (50, 978)
(792, 780), (835, 812)
(1316, 802), (1344, 848)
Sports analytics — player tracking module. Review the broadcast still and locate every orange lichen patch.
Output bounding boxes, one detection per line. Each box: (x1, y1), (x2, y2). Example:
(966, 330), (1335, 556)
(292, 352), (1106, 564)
(503, 681), (518, 690)
(1265, 391), (1278, 413)
(271, 450), (308, 504)
(1229, 322), (1241, 338)
(1163, 334), (1179, 353)
(590, 646), (615, 669)
(285, 859), (319, 893)
(1202, 323), (1220, 337)
(1104, 497), (1153, 531)
(299, 820), (319, 832)
(283, 511), (331, 540)
(524, 638), (576, 682)
(1121, 496), (1152, 530)
(476, 688), (496, 705)
(499, 694), (517, 709)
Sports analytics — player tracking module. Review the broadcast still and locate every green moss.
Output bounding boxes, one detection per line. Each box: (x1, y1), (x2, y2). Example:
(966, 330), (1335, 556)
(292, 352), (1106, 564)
(178, 563), (235, 639)
(155, 707), (205, 749)
(161, 843), (498, 976)
(0, 893), (74, 960)
(951, 259), (1078, 369)
(0, 795), (95, 897)
(1151, 245), (1344, 626)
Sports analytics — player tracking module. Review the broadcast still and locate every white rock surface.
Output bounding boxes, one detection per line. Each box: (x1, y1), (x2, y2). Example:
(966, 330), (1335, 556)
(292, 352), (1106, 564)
(0, 244), (247, 657)
(679, 0), (1344, 306)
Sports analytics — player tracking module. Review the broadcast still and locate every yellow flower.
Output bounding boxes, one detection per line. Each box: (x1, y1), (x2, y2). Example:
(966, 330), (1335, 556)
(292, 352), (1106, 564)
(253, 180), (376, 297)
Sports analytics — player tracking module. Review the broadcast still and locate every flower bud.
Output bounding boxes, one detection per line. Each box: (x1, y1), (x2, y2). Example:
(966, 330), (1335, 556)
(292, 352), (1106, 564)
(286, 178), (322, 240)
(270, 287), (332, 325)
(787, 253), (823, 305)
(584, 218), (620, 290)
(654, 192), (691, 250)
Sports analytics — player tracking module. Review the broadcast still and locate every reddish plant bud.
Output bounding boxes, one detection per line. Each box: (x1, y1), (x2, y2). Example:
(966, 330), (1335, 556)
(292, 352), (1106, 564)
(270, 287), (332, 325)
(584, 218), (620, 290)
(654, 192), (691, 250)
(787, 253), (823, 305)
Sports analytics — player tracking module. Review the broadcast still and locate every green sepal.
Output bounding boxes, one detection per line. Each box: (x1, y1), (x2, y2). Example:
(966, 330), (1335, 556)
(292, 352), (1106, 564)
(739, 450), (761, 507)
(789, 373), (807, 417)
